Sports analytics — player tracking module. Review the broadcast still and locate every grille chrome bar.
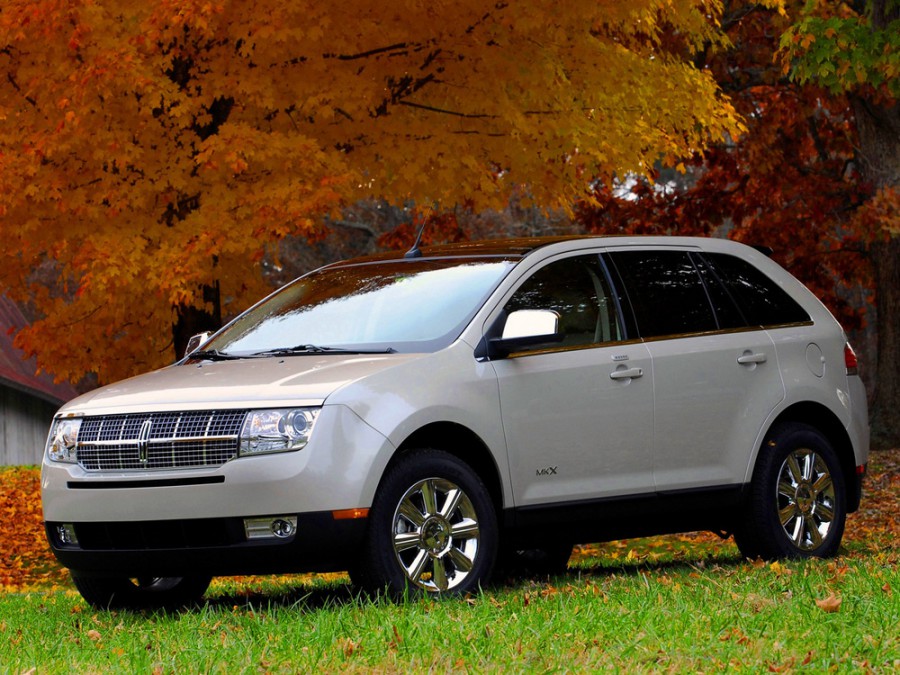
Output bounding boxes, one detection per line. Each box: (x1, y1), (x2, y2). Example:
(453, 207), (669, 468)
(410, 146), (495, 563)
(78, 436), (239, 447)
(75, 410), (247, 472)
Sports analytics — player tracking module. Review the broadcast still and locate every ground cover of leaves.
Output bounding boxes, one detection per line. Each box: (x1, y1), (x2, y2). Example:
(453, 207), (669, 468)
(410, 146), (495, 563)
(1, 448), (897, 592)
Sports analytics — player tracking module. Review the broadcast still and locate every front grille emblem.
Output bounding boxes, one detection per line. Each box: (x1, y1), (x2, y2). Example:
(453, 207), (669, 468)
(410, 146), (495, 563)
(137, 419), (152, 464)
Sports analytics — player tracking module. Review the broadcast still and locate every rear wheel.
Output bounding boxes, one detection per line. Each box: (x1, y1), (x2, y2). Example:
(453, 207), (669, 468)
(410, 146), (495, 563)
(354, 449), (498, 598)
(72, 574), (212, 610)
(735, 422), (846, 560)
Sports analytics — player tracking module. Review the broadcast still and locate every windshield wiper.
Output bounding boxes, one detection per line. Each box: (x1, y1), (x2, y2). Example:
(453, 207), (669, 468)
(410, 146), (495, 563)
(188, 349), (244, 361)
(253, 344), (396, 356)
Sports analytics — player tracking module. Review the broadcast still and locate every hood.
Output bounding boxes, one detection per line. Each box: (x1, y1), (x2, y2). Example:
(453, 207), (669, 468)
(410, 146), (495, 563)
(59, 353), (425, 416)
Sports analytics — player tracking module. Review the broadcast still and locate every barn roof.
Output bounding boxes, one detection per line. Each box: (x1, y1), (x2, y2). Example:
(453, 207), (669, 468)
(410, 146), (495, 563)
(0, 296), (79, 406)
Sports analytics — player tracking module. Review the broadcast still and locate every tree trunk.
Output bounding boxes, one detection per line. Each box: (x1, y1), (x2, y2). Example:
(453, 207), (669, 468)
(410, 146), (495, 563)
(172, 282), (222, 360)
(868, 237), (900, 446)
(851, 94), (900, 446)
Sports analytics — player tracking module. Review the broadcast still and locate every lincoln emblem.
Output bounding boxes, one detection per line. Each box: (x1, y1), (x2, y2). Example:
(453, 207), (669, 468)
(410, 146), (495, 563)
(137, 419), (152, 464)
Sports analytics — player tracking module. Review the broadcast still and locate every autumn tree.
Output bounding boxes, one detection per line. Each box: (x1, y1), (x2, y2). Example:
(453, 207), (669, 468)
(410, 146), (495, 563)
(576, 0), (899, 444)
(0, 0), (751, 383)
(781, 0), (900, 443)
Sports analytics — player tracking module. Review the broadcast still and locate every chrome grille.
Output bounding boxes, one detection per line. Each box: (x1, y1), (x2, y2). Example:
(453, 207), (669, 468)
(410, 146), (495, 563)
(76, 410), (247, 471)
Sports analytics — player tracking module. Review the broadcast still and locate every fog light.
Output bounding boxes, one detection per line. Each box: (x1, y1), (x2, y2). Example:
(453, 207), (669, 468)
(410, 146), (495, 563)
(271, 519), (295, 538)
(244, 516), (298, 540)
(56, 524), (79, 546)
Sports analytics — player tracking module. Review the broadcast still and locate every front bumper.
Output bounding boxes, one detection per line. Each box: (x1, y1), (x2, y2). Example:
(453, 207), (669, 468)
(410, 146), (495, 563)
(46, 511), (367, 577)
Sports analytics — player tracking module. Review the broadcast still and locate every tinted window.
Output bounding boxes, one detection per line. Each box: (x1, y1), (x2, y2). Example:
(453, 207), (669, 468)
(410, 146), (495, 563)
(504, 255), (622, 349)
(609, 250), (718, 338)
(692, 254), (747, 330)
(704, 253), (810, 327)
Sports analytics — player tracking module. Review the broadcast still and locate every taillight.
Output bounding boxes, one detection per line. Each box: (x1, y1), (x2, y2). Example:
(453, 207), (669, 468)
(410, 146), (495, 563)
(844, 343), (859, 376)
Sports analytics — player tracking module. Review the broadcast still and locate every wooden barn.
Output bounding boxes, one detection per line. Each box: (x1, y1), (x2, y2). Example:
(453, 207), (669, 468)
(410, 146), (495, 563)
(0, 296), (78, 466)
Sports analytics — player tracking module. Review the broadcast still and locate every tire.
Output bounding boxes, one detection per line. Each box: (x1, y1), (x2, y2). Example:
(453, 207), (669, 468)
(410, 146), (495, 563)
(735, 422), (846, 560)
(354, 449), (498, 598)
(72, 574), (212, 610)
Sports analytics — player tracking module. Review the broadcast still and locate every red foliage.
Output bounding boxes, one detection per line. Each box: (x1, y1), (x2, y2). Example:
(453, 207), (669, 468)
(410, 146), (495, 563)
(376, 210), (470, 251)
(575, 4), (871, 332)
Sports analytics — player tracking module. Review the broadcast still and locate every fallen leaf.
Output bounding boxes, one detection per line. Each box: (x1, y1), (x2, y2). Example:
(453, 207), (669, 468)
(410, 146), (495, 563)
(815, 593), (842, 613)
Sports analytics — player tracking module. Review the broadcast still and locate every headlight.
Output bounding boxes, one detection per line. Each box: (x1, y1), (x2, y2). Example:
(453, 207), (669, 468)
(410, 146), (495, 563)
(239, 408), (320, 456)
(47, 417), (82, 463)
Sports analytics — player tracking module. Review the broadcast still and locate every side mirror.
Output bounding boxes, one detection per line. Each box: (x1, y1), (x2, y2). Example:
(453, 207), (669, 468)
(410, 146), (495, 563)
(184, 331), (213, 358)
(501, 309), (559, 339)
(485, 309), (563, 359)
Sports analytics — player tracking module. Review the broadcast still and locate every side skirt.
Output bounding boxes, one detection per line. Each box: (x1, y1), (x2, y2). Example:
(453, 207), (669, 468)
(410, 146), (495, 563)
(503, 485), (746, 548)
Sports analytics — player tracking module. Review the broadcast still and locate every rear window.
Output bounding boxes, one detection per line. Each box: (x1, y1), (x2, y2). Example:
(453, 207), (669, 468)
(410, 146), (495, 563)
(703, 253), (810, 327)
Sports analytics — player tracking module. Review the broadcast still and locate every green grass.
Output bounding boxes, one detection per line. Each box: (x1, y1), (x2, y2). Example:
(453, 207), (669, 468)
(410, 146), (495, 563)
(2, 543), (897, 673)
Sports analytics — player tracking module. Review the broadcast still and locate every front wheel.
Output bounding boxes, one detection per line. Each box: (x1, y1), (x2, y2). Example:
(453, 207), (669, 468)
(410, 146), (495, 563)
(354, 449), (498, 598)
(735, 422), (846, 560)
(71, 574), (212, 610)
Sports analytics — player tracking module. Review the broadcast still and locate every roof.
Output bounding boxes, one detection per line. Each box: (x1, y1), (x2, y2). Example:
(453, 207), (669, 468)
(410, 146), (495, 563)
(321, 235), (600, 268)
(0, 296), (79, 406)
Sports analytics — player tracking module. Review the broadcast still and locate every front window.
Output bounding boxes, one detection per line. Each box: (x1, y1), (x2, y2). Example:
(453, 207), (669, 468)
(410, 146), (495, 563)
(203, 258), (516, 355)
(503, 254), (623, 350)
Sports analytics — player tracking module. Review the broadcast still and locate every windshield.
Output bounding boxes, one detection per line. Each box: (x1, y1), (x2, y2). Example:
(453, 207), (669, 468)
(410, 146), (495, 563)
(202, 257), (516, 355)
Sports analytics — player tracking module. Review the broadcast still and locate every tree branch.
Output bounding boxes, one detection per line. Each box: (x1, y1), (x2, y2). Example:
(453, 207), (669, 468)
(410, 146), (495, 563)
(326, 43), (410, 61)
(7, 73), (37, 107)
(396, 100), (496, 119)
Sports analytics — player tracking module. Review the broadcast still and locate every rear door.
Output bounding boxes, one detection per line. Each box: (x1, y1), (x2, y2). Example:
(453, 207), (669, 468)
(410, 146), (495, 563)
(606, 248), (785, 491)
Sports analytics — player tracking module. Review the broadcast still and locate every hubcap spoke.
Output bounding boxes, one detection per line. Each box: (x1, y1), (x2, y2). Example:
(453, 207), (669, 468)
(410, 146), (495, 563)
(448, 545), (474, 573)
(432, 556), (449, 591)
(812, 473), (832, 495)
(420, 480), (438, 517)
(440, 488), (462, 520)
(778, 478), (796, 499)
(816, 502), (835, 523)
(394, 531), (421, 553)
(791, 516), (804, 546)
(806, 514), (823, 547)
(801, 452), (816, 481)
(450, 517), (479, 540)
(779, 503), (797, 527)
(406, 549), (429, 582)
(398, 499), (426, 528)
(786, 453), (803, 485)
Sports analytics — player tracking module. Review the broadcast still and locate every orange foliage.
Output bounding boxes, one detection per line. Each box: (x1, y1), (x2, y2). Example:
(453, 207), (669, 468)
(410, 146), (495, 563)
(0, 0), (769, 385)
(0, 468), (69, 591)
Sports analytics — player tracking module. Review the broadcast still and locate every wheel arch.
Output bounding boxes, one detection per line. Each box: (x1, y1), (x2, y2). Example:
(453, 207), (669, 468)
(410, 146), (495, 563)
(761, 402), (861, 512)
(386, 422), (506, 516)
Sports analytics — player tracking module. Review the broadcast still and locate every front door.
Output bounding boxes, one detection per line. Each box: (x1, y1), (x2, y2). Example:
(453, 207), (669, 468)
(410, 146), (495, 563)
(489, 253), (655, 507)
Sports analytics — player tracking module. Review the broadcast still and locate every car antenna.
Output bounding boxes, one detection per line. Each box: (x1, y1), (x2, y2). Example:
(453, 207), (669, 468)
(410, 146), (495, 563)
(404, 219), (427, 259)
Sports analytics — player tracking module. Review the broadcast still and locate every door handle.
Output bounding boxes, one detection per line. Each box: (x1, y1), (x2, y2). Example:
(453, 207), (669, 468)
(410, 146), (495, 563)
(609, 367), (643, 380)
(737, 352), (767, 365)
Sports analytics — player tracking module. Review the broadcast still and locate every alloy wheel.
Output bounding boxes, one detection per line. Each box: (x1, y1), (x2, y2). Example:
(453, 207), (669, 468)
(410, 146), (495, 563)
(776, 448), (836, 551)
(391, 477), (481, 592)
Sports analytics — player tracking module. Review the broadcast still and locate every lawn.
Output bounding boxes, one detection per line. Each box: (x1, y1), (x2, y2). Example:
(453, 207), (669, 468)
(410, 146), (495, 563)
(1, 450), (897, 673)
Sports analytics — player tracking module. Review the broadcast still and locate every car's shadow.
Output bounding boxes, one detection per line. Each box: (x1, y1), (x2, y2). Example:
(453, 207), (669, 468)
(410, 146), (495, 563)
(197, 552), (748, 613)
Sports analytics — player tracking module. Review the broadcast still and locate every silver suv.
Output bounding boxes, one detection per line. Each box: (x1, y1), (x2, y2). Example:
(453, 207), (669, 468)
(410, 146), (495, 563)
(42, 236), (869, 608)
